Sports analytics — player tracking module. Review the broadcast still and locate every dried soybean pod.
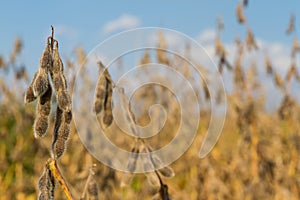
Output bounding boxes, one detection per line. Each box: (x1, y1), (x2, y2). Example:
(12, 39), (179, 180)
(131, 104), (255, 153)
(265, 54), (273, 75)
(94, 63), (107, 114)
(58, 112), (72, 141)
(24, 85), (36, 104)
(64, 110), (72, 124)
(40, 37), (53, 70)
(51, 39), (71, 112)
(33, 38), (52, 97)
(286, 14), (295, 35)
(236, 3), (246, 24)
(53, 106), (63, 138)
(286, 64), (296, 82)
(151, 154), (175, 178)
(274, 72), (284, 88)
(34, 82), (52, 138)
(202, 79), (210, 101)
(215, 37), (225, 56)
(57, 89), (71, 111)
(24, 72), (38, 104)
(51, 40), (67, 92)
(87, 178), (99, 200)
(158, 165), (174, 178)
(38, 167), (55, 200)
(34, 115), (49, 138)
(52, 110), (72, 159)
(52, 40), (64, 74)
(103, 77), (113, 127)
(33, 70), (49, 97)
(94, 100), (103, 115)
(52, 74), (67, 93)
(38, 83), (52, 116)
(53, 137), (66, 159)
(51, 107), (63, 157)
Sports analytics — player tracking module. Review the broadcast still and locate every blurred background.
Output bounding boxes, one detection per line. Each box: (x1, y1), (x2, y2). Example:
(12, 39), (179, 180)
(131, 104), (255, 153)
(1, 0), (300, 199)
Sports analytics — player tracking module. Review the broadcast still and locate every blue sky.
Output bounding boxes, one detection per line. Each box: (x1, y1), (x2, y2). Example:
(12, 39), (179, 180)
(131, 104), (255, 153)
(1, 1), (299, 64)
(1, 1), (300, 109)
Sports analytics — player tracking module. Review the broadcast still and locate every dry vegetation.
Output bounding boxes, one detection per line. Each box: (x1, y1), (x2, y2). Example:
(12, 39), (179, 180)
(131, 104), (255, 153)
(1, 2), (300, 200)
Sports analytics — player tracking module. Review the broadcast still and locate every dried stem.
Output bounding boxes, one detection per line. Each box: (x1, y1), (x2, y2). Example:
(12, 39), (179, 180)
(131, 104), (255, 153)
(46, 158), (74, 200)
(80, 165), (96, 200)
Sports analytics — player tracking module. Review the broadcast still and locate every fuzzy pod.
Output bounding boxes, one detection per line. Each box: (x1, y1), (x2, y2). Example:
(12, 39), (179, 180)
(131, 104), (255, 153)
(63, 110), (72, 124)
(158, 166), (174, 178)
(51, 110), (72, 159)
(51, 107), (62, 157)
(103, 112), (113, 128)
(24, 86), (36, 104)
(38, 167), (55, 200)
(102, 80), (113, 127)
(24, 72), (38, 104)
(57, 90), (71, 111)
(39, 39), (53, 71)
(52, 41), (64, 74)
(94, 68), (107, 114)
(53, 107), (63, 138)
(52, 136), (67, 159)
(38, 85), (52, 116)
(58, 121), (71, 141)
(52, 121), (71, 159)
(94, 100), (103, 114)
(33, 69), (49, 97)
(52, 74), (67, 93)
(34, 115), (49, 138)
(53, 121), (71, 159)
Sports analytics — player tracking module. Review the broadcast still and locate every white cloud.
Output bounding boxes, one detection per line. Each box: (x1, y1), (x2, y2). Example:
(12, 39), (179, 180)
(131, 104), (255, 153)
(103, 14), (141, 34)
(257, 39), (291, 73)
(197, 28), (216, 44)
